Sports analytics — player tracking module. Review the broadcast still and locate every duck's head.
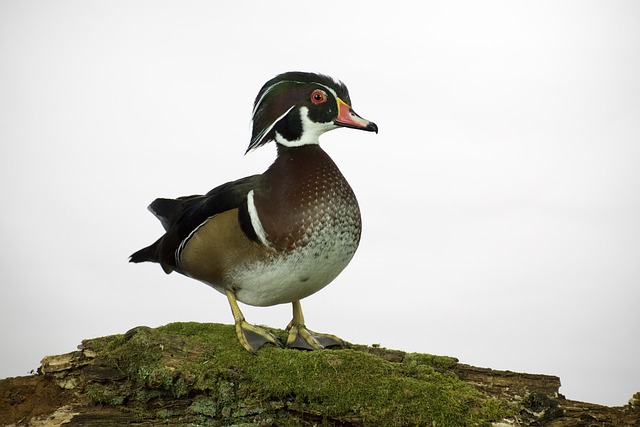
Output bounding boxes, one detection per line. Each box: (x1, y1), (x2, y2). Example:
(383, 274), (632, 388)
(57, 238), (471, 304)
(247, 71), (378, 153)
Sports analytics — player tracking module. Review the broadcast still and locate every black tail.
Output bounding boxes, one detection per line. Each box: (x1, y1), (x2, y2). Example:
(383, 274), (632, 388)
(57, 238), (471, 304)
(129, 235), (163, 264)
(130, 197), (187, 273)
(148, 198), (187, 231)
(129, 245), (157, 264)
(129, 237), (175, 274)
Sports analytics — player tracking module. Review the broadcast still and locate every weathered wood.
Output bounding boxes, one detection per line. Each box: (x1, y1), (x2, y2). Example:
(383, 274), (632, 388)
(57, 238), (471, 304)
(1, 323), (638, 426)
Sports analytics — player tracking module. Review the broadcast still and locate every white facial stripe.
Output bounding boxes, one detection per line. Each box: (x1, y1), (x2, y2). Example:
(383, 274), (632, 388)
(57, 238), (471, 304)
(252, 105), (295, 148)
(251, 77), (344, 148)
(314, 82), (339, 99)
(275, 107), (336, 147)
(246, 190), (271, 247)
(252, 80), (290, 118)
(252, 79), (341, 119)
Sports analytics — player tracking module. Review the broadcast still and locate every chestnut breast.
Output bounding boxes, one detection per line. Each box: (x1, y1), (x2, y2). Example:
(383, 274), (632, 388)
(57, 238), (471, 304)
(253, 145), (362, 255)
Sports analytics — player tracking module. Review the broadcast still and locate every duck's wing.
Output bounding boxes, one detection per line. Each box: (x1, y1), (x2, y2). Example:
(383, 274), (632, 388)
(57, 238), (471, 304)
(129, 174), (264, 273)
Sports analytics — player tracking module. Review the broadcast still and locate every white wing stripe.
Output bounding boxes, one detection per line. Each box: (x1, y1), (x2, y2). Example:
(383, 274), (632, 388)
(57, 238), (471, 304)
(246, 190), (271, 247)
(175, 216), (212, 268)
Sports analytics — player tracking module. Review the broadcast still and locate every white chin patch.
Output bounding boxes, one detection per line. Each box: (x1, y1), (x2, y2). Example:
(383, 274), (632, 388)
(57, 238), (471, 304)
(275, 107), (336, 147)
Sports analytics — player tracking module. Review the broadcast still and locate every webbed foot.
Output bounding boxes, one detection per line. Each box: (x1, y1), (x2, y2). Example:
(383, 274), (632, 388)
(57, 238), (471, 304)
(226, 290), (282, 353)
(285, 301), (345, 350)
(234, 320), (282, 354)
(286, 324), (344, 350)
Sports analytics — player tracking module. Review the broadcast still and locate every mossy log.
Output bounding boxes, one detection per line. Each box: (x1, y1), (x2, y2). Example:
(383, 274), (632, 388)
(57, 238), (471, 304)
(1, 323), (638, 426)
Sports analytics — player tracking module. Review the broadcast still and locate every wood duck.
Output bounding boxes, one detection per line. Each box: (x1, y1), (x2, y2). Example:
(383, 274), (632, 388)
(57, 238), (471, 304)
(130, 72), (378, 353)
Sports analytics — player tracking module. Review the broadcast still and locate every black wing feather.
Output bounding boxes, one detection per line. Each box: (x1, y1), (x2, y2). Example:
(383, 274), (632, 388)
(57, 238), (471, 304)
(129, 174), (264, 273)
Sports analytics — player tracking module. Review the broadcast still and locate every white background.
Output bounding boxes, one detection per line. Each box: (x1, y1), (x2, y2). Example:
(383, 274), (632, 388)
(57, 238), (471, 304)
(1, 1), (639, 407)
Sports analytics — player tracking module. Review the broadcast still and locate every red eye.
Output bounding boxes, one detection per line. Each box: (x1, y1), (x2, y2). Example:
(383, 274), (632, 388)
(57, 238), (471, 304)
(311, 89), (327, 104)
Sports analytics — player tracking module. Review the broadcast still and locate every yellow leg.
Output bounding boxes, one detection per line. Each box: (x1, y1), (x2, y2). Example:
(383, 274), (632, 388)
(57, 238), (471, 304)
(226, 290), (282, 353)
(286, 300), (344, 350)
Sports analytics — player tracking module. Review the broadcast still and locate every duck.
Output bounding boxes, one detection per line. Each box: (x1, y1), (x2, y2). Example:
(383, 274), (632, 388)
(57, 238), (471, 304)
(130, 71), (378, 353)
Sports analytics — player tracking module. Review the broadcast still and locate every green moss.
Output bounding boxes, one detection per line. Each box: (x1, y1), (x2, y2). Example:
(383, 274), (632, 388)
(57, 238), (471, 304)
(404, 352), (459, 371)
(156, 408), (173, 419)
(86, 383), (127, 405)
(82, 322), (513, 426)
(189, 397), (217, 417)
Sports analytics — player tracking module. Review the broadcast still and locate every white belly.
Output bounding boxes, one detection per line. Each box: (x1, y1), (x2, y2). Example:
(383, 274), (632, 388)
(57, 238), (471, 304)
(226, 236), (357, 307)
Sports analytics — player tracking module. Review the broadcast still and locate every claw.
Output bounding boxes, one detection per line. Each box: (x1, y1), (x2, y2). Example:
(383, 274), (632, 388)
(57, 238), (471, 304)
(286, 325), (344, 350)
(235, 320), (282, 354)
(285, 301), (344, 350)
